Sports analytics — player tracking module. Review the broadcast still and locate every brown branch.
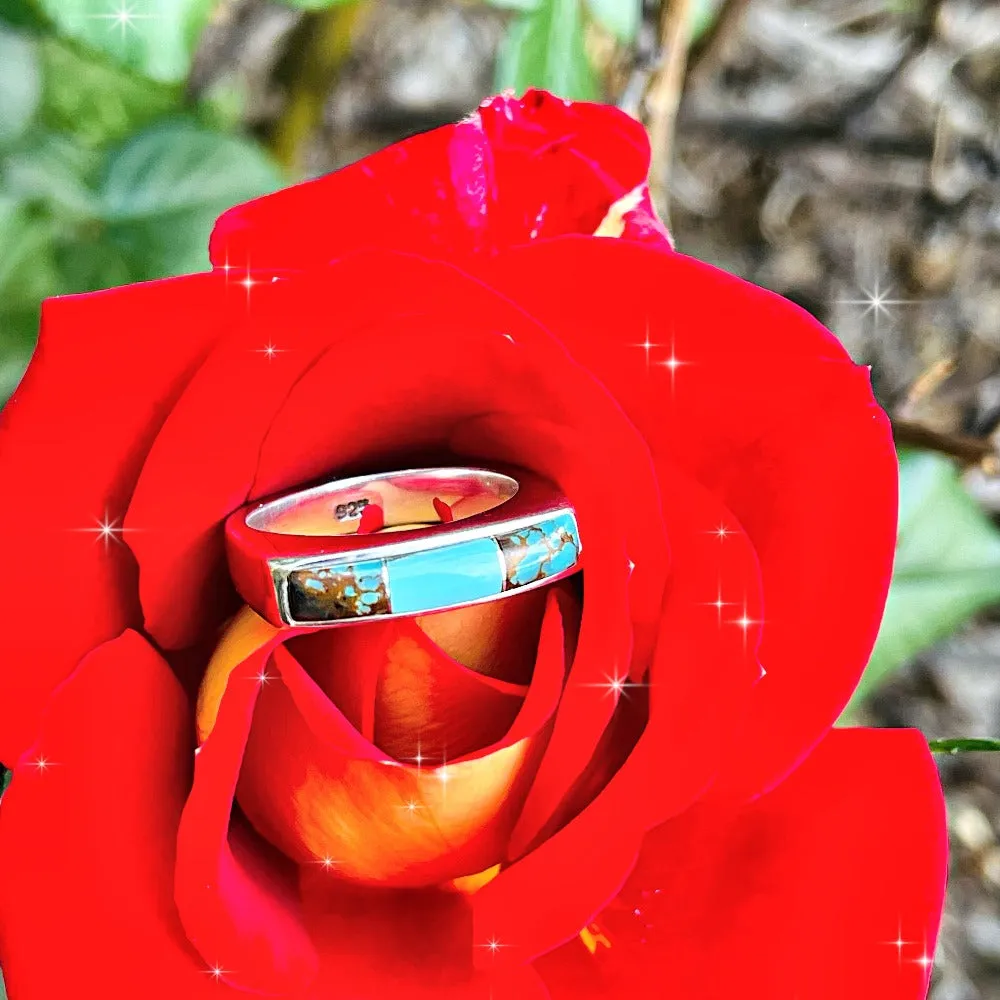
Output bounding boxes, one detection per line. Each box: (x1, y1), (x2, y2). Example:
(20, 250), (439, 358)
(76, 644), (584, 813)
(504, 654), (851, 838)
(266, 1), (371, 173)
(645, 0), (696, 218)
(891, 419), (995, 465)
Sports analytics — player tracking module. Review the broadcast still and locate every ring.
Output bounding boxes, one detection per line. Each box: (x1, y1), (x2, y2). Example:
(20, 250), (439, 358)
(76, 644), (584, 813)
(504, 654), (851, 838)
(225, 467), (582, 627)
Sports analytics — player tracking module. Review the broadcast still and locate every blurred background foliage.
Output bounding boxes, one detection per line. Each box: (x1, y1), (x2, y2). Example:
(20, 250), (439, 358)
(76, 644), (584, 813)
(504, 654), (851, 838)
(0, 1), (999, 991)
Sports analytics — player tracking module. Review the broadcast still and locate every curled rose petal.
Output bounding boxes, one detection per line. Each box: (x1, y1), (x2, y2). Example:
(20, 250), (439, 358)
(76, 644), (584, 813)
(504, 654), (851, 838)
(177, 586), (574, 992)
(176, 630), (319, 994)
(234, 586), (570, 886)
(464, 450), (763, 969)
(210, 90), (658, 272)
(482, 237), (897, 798)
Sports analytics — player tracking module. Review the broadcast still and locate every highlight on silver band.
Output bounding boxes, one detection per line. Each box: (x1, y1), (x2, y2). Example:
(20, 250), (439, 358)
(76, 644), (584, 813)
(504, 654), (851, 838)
(247, 467), (519, 536)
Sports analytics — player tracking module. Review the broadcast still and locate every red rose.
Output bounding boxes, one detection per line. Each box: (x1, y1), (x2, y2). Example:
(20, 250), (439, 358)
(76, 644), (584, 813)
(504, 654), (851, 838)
(0, 91), (946, 1000)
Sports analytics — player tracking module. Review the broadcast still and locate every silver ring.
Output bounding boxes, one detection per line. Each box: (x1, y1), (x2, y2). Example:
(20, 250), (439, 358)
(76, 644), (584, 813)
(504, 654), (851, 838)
(225, 467), (582, 627)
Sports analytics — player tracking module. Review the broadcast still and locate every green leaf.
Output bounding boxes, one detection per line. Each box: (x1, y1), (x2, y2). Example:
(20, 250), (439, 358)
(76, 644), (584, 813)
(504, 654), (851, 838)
(0, 195), (62, 309)
(98, 119), (283, 278)
(841, 450), (1000, 717)
(0, 197), (59, 405)
(38, 36), (179, 148)
(0, 310), (39, 406)
(2, 132), (102, 218)
(0, 27), (41, 143)
(584, 0), (639, 43)
(34, 0), (215, 84)
(495, 0), (600, 102)
(929, 738), (1000, 753)
(0, 0), (50, 31)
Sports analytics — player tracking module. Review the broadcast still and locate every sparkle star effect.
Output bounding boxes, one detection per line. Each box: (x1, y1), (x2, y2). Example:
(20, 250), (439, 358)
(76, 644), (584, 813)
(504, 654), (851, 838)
(576, 672), (648, 700)
(87, 2), (157, 42)
(72, 511), (130, 550)
(633, 323), (689, 389)
(204, 964), (231, 982)
(218, 254), (265, 308)
(885, 927), (936, 974)
(707, 523), (734, 541)
(703, 582), (738, 625)
(30, 755), (56, 772)
(837, 278), (921, 332)
(433, 754), (454, 804)
(728, 598), (762, 652)
(255, 342), (285, 361)
(657, 331), (688, 393)
(633, 322), (660, 372)
(883, 919), (912, 965)
(237, 268), (260, 306)
(477, 938), (510, 957)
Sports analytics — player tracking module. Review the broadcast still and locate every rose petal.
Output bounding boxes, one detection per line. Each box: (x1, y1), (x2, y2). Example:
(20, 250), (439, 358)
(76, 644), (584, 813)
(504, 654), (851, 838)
(446, 415), (674, 862)
(128, 252), (667, 674)
(0, 627), (548, 1000)
(190, 587), (568, 911)
(485, 237), (897, 799)
(301, 864), (552, 1000)
(175, 630), (320, 994)
(125, 256), (558, 649)
(533, 728), (947, 1000)
(0, 630), (226, 999)
(210, 91), (654, 272)
(467, 456), (763, 969)
(0, 275), (227, 763)
(124, 277), (345, 649)
(296, 610), (532, 762)
(416, 585), (566, 685)
(236, 588), (568, 888)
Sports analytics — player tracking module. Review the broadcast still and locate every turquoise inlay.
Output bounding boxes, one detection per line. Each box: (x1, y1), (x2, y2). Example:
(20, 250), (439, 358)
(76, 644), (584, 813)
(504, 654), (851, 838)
(386, 537), (505, 614)
(356, 565), (386, 594)
(497, 511), (580, 589)
(506, 525), (548, 586)
(544, 511), (580, 575)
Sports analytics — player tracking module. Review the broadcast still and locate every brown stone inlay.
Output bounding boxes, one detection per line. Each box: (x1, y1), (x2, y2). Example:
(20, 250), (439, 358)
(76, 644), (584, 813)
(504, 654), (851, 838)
(286, 563), (390, 622)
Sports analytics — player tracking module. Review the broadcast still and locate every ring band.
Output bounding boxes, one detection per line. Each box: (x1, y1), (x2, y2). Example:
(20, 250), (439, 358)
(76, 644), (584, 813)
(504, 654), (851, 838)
(225, 467), (582, 627)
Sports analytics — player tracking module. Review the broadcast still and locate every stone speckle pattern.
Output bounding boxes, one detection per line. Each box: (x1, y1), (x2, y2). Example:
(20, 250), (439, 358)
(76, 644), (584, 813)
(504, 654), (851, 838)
(497, 511), (580, 589)
(286, 559), (390, 622)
